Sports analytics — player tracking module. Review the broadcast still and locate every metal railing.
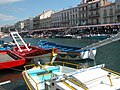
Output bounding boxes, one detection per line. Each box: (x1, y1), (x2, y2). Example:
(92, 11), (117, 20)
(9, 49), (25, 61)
(46, 61), (79, 69)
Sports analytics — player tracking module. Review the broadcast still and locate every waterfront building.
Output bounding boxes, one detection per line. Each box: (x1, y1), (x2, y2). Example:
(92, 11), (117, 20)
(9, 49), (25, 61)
(39, 10), (54, 29)
(69, 6), (79, 27)
(51, 11), (62, 28)
(33, 10), (54, 29)
(115, 0), (120, 22)
(77, 3), (88, 25)
(1, 25), (15, 33)
(1, 0), (120, 32)
(60, 8), (70, 27)
(33, 16), (40, 30)
(51, 6), (79, 27)
(87, 0), (100, 25)
(23, 17), (33, 30)
(15, 21), (24, 32)
(100, 3), (115, 24)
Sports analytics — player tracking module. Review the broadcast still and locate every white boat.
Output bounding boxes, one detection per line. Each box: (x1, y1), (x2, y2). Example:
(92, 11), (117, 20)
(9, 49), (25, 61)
(22, 61), (79, 90)
(22, 62), (120, 90)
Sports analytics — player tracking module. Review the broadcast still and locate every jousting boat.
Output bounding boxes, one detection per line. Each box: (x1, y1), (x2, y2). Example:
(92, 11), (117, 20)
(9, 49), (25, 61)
(38, 40), (97, 60)
(22, 61), (79, 90)
(10, 31), (57, 59)
(22, 63), (120, 90)
(12, 45), (54, 58)
(0, 50), (25, 69)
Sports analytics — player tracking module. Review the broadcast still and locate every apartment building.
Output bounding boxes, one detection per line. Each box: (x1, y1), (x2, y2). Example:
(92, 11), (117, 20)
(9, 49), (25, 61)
(1, 0), (120, 31)
(23, 17), (33, 30)
(51, 11), (62, 28)
(1, 25), (15, 33)
(51, 6), (79, 27)
(33, 16), (40, 30)
(33, 10), (54, 29)
(78, 3), (88, 25)
(39, 17), (51, 29)
(15, 21), (24, 31)
(100, 3), (115, 24)
(115, 0), (120, 22)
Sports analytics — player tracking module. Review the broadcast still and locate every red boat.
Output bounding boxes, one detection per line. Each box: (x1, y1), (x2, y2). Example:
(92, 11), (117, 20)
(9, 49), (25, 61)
(0, 50), (25, 69)
(10, 31), (57, 59)
(12, 45), (56, 58)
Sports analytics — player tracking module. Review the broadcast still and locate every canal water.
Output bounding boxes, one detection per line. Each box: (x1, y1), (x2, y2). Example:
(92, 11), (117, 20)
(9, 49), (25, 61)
(0, 37), (120, 90)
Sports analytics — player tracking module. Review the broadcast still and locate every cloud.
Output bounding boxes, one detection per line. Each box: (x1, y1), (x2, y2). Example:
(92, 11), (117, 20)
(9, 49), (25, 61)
(0, 13), (17, 21)
(13, 8), (24, 12)
(0, 0), (23, 5)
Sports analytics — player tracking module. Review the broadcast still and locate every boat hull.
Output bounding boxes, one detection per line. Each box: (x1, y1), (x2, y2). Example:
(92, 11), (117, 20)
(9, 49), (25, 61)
(38, 41), (97, 60)
(0, 50), (25, 69)
(12, 45), (56, 58)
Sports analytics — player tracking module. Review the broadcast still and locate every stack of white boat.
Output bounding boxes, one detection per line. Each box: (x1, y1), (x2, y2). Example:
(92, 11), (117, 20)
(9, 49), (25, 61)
(22, 61), (120, 90)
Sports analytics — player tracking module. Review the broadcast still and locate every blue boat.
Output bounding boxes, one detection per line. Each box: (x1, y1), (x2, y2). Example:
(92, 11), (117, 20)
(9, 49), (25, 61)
(38, 41), (97, 60)
(38, 40), (81, 52)
(0, 40), (14, 50)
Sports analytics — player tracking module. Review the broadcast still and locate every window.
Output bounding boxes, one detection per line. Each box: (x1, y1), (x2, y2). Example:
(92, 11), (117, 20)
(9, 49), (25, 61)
(104, 10), (107, 17)
(109, 9), (113, 15)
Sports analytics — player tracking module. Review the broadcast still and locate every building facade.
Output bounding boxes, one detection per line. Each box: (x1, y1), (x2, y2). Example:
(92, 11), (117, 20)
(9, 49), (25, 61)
(100, 3), (115, 24)
(78, 3), (88, 25)
(1, 0), (120, 31)
(23, 17), (33, 30)
(33, 10), (54, 29)
(115, 0), (120, 22)
(51, 11), (62, 28)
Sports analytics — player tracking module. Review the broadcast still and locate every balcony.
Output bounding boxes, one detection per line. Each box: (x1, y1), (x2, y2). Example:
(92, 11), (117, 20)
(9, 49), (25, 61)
(88, 7), (99, 11)
(89, 14), (99, 18)
(116, 9), (120, 13)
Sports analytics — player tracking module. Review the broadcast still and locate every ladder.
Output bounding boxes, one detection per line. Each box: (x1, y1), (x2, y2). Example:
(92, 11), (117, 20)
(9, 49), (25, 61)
(10, 31), (30, 52)
(80, 32), (120, 50)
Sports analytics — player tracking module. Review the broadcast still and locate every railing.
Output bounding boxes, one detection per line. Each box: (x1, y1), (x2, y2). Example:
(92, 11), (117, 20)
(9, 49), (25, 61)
(23, 61), (79, 90)
(66, 77), (88, 90)
(62, 80), (76, 90)
(46, 61), (79, 69)
(24, 64), (52, 90)
(24, 64), (39, 90)
(102, 68), (120, 76)
(82, 68), (120, 87)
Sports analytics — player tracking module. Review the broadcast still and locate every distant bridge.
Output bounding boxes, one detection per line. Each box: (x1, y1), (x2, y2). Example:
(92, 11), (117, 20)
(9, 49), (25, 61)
(80, 32), (120, 50)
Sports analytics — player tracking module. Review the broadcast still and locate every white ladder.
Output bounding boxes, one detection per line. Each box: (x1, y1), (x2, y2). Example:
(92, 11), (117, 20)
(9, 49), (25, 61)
(10, 31), (31, 52)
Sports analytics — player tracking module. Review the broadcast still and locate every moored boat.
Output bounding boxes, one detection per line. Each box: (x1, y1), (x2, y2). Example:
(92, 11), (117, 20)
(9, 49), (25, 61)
(0, 40), (14, 50)
(0, 50), (25, 69)
(22, 62), (120, 90)
(81, 34), (109, 40)
(38, 40), (81, 51)
(12, 45), (54, 58)
(38, 40), (97, 60)
(22, 61), (80, 90)
(10, 31), (57, 60)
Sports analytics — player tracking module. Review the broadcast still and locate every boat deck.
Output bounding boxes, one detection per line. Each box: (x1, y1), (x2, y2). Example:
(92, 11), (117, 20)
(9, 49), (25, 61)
(0, 53), (15, 62)
(57, 66), (120, 90)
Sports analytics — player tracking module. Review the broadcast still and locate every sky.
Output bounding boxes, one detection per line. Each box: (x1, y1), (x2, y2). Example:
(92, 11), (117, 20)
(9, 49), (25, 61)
(0, 0), (115, 27)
